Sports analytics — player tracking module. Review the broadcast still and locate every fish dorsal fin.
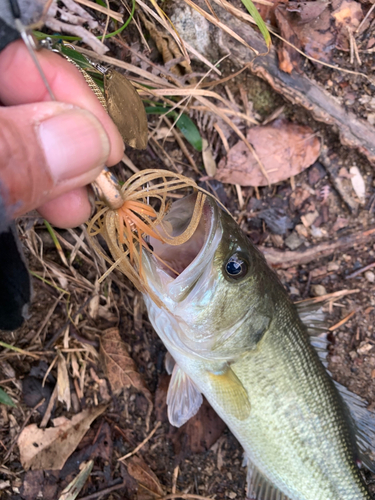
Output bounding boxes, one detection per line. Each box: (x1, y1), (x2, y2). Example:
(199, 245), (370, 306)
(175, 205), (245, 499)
(243, 454), (291, 500)
(164, 351), (175, 375)
(207, 366), (251, 421)
(297, 302), (375, 473)
(167, 364), (203, 427)
(296, 300), (327, 336)
(334, 381), (375, 473)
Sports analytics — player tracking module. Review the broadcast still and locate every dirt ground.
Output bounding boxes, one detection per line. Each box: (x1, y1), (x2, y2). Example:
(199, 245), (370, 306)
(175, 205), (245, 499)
(1, 0), (375, 498)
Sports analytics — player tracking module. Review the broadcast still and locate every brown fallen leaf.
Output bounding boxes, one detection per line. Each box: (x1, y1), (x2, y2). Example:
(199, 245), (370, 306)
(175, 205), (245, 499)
(100, 328), (152, 404)
(127, 455), (165, 500)
(57, 351), (71, 411)
(332, 0), (363, 49)
(20, 470), (59, 500)
(216, 119), (320, 187)
(155, 374), (226, 456)
(171, 398), (226, 455)
(275, 2), (334, 70)
(333, 1), (363, 51)
(274, 7), (302, 73)
(18, 405), (107, 471)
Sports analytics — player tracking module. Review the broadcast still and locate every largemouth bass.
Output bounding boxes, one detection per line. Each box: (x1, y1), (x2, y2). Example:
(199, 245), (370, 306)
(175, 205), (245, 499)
(141, 193), (375, 500)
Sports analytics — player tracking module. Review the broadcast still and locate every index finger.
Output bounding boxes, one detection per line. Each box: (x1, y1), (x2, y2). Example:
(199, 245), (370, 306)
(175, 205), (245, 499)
(0, 40), (124, 166)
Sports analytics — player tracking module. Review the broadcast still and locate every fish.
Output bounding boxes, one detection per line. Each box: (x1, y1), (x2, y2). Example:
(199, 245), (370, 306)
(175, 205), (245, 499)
(141, 193), (375, 500)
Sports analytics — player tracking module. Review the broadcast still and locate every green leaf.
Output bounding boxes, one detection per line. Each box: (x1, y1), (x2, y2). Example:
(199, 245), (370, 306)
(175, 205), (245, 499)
(145, 106), (203, 152)
(241, 0), (271, 48)
(0, 388), (16, 407)
(59, 46), (97, 71)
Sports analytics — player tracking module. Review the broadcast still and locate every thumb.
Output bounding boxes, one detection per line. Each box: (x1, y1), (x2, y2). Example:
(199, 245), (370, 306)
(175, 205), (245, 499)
(0, 102), (110, 219)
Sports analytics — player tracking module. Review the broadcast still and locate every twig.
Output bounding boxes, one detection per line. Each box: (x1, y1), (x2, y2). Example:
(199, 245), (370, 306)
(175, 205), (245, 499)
(118, 421), (161, 461)
(77, 480), (125, 500)
(296, 289), (360, 304)
(40, 384), (58, 428)
(345, 262), (375, 279)
(319, 147), (358, 213)
(162, 116), (200, 174)
(356, 3), (375, 33)
(31, 292), (64, 345)
(329, 311), (356, 331)
(45, 296), (92, 349)
(73, 0), (123, 22)
(262, 227), (375, 269)
(158, 495), (214, 500)
(172, 466), (179, 495)
(2, 399), (45, 464)
(122, 154), (140, 174)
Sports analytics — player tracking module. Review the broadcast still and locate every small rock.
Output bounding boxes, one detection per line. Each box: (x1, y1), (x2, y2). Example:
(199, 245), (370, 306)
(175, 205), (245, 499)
(310, 266), (327, 278)
(332, 217), (349, 232)
(367, 113), (375, 126)
(357, 342), (373, 356)
(0, 481), (10, 490)
(285, 232), (304, 250)
(170, 5), (212, 57)
(308, 163), (326, 185)
(228, 492), (237, 499)
(257, 208), (294, 235)
(270, 234), (284, 248)
(295, 224), (309, 238)
(289, 286), (300, 295)
(328, 261), (340, 272)
(301, 210), (319, 227)
(350, 166), (366, 204)
(311, 284), (327, 297)
(365, 271), (375, 283)
(310, 225), (326, 239)
(349, 350), (358, 360)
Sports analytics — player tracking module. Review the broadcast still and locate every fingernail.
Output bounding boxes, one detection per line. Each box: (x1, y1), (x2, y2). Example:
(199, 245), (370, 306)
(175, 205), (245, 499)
(38, 109), (110, 183)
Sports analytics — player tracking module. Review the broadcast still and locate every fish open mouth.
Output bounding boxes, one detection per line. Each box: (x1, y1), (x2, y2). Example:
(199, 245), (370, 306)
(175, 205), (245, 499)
(148, 193), (219, 280)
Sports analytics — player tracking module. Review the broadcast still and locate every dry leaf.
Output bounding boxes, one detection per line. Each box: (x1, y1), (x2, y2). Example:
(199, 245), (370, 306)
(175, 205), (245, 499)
(202, 138), (217, 176)
(18, 405), (106, 470)
(275, 3), (334, 68)
(349, 166), (366, 204)
(332, 0), (363, 49)
(171, 398), (226, 455)
(57, 351), (71, 411)
(127, 456), (165, 500)
(100, 328), (152, 402)
(216, 119), (320, 187)
(58, 460), (94, 500)
(332, 0), (363, 29)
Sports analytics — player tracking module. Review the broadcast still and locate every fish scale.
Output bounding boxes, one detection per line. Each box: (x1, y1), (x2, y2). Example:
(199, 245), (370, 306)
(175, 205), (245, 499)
(229, 304), (369, 499)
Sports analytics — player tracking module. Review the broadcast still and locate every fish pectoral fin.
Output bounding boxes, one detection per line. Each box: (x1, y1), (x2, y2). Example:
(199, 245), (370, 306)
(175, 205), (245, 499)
(164, 351), (175, 375)
(207, 367), (251, 421)
(167, 364), (203, 428)
(243, 453), (291, 500)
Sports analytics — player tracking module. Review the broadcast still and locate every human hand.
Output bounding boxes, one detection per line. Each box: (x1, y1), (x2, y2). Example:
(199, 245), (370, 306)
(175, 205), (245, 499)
(0, 40), (125, 228)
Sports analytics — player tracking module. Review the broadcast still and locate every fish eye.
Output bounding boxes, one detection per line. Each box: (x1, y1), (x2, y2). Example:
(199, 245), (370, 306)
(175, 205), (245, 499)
(224, 254), (248, 280)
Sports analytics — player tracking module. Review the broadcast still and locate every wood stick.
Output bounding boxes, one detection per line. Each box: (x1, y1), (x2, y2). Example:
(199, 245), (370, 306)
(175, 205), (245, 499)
(194, 0), (375, 165)
(262, 227), (375, 268)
